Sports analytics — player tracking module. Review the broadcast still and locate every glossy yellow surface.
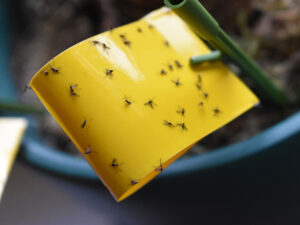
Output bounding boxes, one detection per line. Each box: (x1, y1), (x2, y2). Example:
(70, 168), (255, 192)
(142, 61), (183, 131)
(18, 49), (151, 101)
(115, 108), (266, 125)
(30, 7), (259, 201)
(0, 118), (27, 201)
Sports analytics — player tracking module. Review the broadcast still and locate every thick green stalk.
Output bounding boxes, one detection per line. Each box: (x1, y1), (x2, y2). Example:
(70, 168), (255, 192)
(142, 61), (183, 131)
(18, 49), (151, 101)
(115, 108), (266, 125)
(215, 30), (289, 106)
(164, 0), (289, 107)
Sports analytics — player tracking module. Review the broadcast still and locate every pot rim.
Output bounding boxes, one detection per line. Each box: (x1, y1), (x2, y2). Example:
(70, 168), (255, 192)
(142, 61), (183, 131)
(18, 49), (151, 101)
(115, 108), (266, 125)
(21, 110), (300, 180)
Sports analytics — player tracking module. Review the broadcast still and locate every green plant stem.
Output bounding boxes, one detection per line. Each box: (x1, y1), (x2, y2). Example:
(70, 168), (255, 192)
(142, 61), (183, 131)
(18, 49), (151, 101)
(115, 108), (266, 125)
(164, 0), (289, 107)
(190, 50), (222, 65)
(215, 30), (289, 106)
(0, 99), (44, 114)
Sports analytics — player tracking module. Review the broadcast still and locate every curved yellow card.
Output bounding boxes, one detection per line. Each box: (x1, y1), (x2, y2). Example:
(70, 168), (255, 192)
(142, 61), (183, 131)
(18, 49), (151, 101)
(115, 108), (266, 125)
(30, 7), (258, 201)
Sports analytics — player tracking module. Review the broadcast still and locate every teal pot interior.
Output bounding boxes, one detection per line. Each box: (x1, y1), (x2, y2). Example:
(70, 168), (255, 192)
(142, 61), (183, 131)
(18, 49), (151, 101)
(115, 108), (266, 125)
(1, 1), (300, 182)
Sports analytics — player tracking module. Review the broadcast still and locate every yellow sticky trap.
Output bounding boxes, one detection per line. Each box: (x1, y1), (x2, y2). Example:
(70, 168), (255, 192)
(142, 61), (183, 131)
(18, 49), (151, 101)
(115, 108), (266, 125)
(30, 7), (259, 201)
(0, 118), (27, 201)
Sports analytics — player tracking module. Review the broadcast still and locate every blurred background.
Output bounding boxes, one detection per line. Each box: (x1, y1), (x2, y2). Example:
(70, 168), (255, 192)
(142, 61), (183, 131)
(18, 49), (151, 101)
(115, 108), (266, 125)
(1, 0), (300, 224)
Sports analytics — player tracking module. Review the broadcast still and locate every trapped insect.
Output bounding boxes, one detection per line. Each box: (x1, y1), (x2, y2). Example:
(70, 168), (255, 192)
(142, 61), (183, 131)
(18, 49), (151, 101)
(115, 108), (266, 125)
(163, 120), (175, 127)
(155, 159), (163, 172)
(174, 60), (183, 68)
(203, 92), (209, 99)
(84, 146), (92, 154)
(84, 146), (98, 155)
(144, 99), (156, 109)
(49, 64), (59, 73)
(130, 179), (139, 186)
(43, 70), (49, 76)
(123, 40), (131, 47)
(92, 40), (100, 45)
(199, 102), (204, 107)
(148, 24), (154, 29)
(111, 158), (123, 172)
(69, 84), (78, 96)
(101, 42), (110, 50)
(81, 120), (87, 128)
(106, 68), (114, 78)
(164, 40), (170, 47)
(119, 34), (126, 40)
(177, 122), (188, 131)
(124, 96), (132, 106)
(111, 158), (119, 167)
(197, 74), (202, 83)
(172, 79), (182, 87)
(213, 107), (221, 116)
(23, 84), (31, 92)
(176, 107), (185, 116)
(195, 83), (202, 91)
(137, 27), (142, 33)
(160, 69), (167, 75)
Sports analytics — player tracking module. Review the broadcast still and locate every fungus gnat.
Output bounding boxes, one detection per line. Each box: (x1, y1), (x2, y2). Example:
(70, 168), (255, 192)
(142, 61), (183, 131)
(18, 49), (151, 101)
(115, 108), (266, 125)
(168, 64), (173, 71)
(176, 107), (185, 116)
(101, 42), (110, 50)
(172, 79), (182, 87)
(81, 120), (87, 128)
(92, 40), (100, 45)
(163, 120), (175, 127)
(125, 99), (131, 105)
(123, 40), (131, 47)
(203, 91), (209, 99)
(124, 96), (132, 106)
(174, 60), (183, 68)
(69, 84), (79, 96)
(111, 158), (123, 172)
(155, 159), (163, 172)
(195, 83), (202, 91)
(130, 179), (139, 186)
(160, 69), (167, 75)
(23, 84), (31, 92)
(148, 24), (154, 29)
(49, 64), (59, 73)
(105, 68), (114, 78)
(119, 34), (131, 47)
(84, 146), (97, 155)
(84, 146), (92, 154)
(177, 122), (188, 131)
(111, 158), (119, 167)
(213, 107), (221, 116)
(119, 34), (126, 40)
(197, 74), (202, 83)
(144, 99), (156, 109)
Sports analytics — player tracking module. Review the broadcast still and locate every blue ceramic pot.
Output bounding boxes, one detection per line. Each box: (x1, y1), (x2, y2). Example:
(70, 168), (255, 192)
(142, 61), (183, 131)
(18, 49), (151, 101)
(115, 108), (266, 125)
(1, 1), (300, 181)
